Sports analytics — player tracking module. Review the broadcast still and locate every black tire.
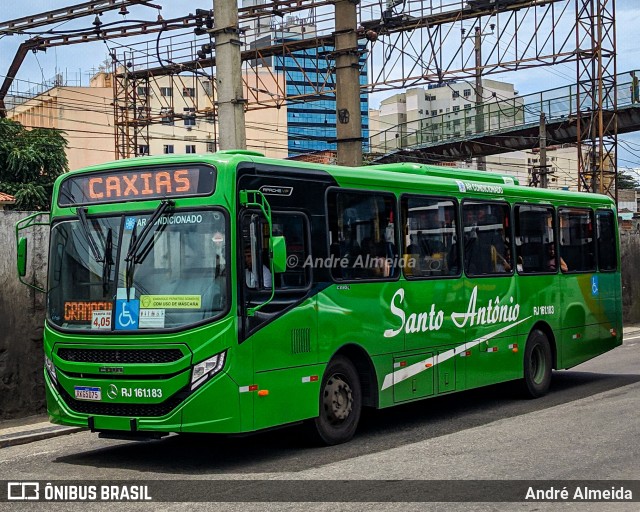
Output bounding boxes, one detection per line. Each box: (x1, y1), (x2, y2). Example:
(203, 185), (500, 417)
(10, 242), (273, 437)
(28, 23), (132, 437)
(521, 329), (553, 398)
(312, 355), (362, 445)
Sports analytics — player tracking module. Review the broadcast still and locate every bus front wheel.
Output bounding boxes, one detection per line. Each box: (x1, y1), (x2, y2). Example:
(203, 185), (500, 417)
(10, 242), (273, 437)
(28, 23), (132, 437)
(313, 355), (362, 445)
(522, 329), (552, 398)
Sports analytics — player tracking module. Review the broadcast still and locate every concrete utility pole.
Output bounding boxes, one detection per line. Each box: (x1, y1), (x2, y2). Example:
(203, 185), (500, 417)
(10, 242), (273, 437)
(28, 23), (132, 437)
(474, 26), (486, 171)
(334, 0), (362, 167)
(213, 0), (246, 150)
(539, 112), (548, 188)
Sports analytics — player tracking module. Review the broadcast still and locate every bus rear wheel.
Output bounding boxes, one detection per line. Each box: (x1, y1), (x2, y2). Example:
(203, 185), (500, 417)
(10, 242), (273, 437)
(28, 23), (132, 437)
(521, 329), (552, 398)
(313, 355), (362, 445)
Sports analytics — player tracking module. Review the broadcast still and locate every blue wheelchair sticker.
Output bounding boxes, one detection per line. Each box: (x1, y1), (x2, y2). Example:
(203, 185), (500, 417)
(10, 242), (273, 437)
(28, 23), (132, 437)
(115, 299), (140, 330)
(591, 275), (599, 296)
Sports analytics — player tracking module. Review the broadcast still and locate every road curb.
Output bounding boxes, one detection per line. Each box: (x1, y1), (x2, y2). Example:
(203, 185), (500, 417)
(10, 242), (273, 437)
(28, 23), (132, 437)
(0, 426), (86, 449)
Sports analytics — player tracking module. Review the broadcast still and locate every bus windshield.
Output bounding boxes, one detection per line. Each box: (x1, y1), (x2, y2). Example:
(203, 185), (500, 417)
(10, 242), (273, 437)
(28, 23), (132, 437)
(47, 209), (228, 331)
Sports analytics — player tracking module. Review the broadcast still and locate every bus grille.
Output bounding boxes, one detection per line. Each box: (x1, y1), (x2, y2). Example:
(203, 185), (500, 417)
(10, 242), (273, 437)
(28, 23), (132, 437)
(57, 348), (184, 364)
(58, 386), (185, 417)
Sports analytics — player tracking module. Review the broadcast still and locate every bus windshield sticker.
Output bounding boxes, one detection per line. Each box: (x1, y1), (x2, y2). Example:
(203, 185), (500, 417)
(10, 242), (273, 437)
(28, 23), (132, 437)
(117, 288), (136, 300)
(58, 166), (216, 206)
(140, 295), (201, 309)
(139, 309), (165, 329)
(91, 310), (112, 330)
(114, 299), (140, 330)
(124, 217), (137, 230)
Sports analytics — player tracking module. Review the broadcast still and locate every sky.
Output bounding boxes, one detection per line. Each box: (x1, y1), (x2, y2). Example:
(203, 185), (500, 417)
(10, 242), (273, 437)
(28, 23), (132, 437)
(1, 0), (640, 172)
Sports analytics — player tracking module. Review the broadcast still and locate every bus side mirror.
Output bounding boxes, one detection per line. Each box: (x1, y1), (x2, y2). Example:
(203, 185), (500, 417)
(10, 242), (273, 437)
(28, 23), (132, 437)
(271, 236), (287, 273)
(17, 237), (27, 277)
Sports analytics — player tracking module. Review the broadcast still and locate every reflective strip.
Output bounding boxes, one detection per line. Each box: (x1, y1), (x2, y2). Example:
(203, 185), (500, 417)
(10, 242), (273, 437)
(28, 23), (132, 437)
(301, 376), (319, 383)
(381, 316), (533, 390)
(508, 343), (518, 349)
(239, 385), (258, 393)
(460, 350), (472, 358)
(572, 333), (582, 340)
(486, 347), (498, 353)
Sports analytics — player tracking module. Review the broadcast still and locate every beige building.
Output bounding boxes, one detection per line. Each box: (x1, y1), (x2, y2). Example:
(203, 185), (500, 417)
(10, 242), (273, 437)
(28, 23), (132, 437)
(483, 144), (583, 191)
(8, 78), (114, 171)
(370, 79), (522, 153)
(8, 69), (289, 171)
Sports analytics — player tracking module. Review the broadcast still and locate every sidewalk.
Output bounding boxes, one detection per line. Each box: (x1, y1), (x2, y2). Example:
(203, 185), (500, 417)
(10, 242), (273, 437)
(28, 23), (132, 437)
(0, 414), (84, 449)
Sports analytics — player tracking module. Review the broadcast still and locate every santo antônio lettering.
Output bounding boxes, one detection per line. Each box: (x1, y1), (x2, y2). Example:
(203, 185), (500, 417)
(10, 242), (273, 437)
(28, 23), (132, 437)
(88, 169), (192, 200)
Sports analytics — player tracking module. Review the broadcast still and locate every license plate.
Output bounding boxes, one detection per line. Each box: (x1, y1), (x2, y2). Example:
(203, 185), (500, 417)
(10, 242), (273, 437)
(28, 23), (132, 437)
(74, 386), (102, 401)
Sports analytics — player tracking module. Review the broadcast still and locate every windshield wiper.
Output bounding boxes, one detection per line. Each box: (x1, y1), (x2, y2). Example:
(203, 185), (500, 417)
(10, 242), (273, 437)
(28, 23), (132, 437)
(102, 228), (113, 296)
(77, 207), (103, 263)
(124, 200), (174, 300)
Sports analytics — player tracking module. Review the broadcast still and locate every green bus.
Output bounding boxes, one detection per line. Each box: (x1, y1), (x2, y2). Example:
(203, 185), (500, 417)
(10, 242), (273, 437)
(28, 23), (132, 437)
(17, 150), (622, 445)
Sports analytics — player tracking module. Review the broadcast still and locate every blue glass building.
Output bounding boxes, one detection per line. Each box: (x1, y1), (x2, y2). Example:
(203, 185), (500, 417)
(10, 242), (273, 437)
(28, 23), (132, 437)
(253, 31), (369, 157)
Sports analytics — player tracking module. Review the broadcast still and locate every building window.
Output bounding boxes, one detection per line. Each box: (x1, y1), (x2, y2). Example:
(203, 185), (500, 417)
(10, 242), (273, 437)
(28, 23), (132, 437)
(138, 145), (149, 156)
(137, 86), (149, 97)
(430, 110), (438, 116)
(160, 87), (172, 97)
(186, 145), (196, 154)
(184, 108), (196, 126)
(453, 106), (460, 112)
(464, 89), (472, 97)
(163, 145), (174, 154)
(464, 103), (472, 110)
(452, 90), (460, 98)
(160, 107), (173, 125)
(183, 87), (196, 98)
(206, 142), (216, 153)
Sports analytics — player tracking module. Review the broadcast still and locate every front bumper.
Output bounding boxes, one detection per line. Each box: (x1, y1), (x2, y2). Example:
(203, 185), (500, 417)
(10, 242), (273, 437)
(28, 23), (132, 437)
(45, 369), (243, 434)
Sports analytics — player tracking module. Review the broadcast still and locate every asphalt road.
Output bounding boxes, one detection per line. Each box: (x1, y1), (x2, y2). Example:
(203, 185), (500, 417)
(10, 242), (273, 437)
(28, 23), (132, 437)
(1, 332), (640, 511)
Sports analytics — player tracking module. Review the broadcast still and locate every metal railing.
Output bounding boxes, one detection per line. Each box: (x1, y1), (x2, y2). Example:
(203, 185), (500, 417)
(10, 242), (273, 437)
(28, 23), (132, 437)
(371, 71), (638, 153)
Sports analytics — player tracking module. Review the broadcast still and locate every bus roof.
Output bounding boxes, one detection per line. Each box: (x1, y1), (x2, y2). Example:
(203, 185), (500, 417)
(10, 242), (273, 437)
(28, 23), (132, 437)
(57, 151), (616, 209)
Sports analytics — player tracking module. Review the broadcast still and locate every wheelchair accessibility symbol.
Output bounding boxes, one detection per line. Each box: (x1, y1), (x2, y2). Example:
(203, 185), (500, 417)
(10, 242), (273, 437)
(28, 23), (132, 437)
(115, 299), (140, 330)
(591, 275), (599, 297)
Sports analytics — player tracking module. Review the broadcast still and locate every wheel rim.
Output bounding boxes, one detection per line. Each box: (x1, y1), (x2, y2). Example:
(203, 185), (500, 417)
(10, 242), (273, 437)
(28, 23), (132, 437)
(530, 344), (546, 385)
(322, 373), (353, 425)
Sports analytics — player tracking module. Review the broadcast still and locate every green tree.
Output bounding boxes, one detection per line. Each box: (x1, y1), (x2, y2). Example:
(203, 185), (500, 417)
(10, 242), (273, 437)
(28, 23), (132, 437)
(0, 118), (68, 210)
(617, 170), (639, 190)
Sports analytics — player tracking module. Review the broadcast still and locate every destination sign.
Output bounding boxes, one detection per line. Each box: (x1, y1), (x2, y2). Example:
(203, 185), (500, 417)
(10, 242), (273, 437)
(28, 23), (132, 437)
(58, 166), (216, 206)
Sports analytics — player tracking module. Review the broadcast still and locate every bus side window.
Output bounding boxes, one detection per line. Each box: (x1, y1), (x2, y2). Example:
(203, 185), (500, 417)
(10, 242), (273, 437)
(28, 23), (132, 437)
(462, 201), (512, 276)
(559, 208), (595, 272)
(327, 190), (398, 281)
(596, 209), (617, 271)
(401, 195), (459, 278)
(515, 205), (555, 273)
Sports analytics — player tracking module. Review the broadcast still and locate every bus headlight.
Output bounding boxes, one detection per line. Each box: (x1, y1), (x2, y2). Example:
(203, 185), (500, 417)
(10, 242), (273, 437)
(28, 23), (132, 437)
(45, 354), (57, 384)
(191, 351), (226, 390)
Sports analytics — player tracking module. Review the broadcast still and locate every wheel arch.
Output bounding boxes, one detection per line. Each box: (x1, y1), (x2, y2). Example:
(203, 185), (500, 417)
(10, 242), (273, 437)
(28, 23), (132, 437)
(331, 344), (379, 408)
(529, 321), (558, 370)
